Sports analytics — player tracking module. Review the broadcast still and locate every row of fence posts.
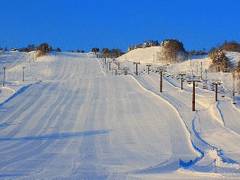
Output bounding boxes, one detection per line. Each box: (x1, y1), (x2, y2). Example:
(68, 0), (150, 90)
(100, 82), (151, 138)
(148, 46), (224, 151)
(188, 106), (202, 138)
(131, 61), (238, 111)
(97, 55), (238, 111)
(100, 57), (203, 112)
(101, 57), (121, 75)
(2, 66), (26, 87)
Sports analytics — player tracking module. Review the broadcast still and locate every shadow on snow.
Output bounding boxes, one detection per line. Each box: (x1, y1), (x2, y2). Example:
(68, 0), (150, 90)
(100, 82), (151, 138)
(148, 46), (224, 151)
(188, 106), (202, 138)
(0, 130), (110, 141)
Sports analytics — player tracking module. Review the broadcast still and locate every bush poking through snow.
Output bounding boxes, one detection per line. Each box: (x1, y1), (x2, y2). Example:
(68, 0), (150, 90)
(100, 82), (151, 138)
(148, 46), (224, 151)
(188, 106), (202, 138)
(209, 49), (230, 72)
(236, 61), (240, 73)
(56, 48), (61, 52)
(102, 48), (124, 58)
(91, 48), (100, 54)
(161, 39), (187, 63)
(36, 43), (52, 57)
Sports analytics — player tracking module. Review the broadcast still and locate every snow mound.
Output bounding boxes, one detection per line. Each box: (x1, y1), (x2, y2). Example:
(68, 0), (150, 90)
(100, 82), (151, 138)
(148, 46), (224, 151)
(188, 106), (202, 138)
(225, 51), (240, 68)
(167, 56), (211, 75)
(118, 46), (165, 64)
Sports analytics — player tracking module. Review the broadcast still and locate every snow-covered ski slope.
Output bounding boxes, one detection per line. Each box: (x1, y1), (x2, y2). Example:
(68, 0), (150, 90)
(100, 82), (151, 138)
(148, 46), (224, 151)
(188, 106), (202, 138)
(118, 46), (165, 64)
(0, 52), (240, 179)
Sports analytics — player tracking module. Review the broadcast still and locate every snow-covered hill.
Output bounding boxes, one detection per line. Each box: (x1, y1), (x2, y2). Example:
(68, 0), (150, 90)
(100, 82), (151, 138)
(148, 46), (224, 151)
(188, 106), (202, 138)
(118, 46), (187, 65)
(0, 52), (240, 179)
(118, 46), (165, 64)
(118, 48), (240, 95)
(0, 51), (35, 103)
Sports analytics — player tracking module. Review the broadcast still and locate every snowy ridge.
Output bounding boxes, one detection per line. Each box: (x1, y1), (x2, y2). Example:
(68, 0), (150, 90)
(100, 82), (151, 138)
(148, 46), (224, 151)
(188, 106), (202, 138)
(118, 46), (164, 64)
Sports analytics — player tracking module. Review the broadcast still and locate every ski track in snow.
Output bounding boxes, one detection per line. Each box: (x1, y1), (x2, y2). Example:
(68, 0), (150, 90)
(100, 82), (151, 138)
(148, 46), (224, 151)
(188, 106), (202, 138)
(1, 53), (240, 179)
(127, 69), (240, 174)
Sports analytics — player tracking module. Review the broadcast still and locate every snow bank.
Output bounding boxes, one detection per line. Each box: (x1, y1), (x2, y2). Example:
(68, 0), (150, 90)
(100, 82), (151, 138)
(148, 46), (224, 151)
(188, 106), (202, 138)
(167, 56), (211, 75)
(118, 46), (165, 64)
(225, 51), (240, 68)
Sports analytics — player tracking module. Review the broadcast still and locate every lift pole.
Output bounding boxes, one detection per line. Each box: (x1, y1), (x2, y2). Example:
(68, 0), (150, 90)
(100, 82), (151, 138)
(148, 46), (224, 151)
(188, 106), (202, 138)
(181, 78), (184, 90)
(187, 77), (201, 111)
(133, 62), (140, 76)
(108, 62), (112, 71)
(214, 83), (218, 102)
(212, 81), (222, 102)
(215, 83), (218, 102)
(233, 71), (236, 104)
(117, 62), (120, 70)
(146, 64), (151, 75)
(178, 73), (186, 90)
(3, 67), (6, 87)
(158, 67), (166, 93)
(160, 70), (163, 92)
(192, 81), (196, 111)
(22, 66), (25, 82)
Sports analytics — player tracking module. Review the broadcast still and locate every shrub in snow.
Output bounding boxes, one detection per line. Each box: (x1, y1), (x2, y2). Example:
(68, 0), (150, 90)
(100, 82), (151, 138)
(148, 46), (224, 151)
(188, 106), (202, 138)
(91, 48), (100, 54)
(36, 43), (52, 57)
(161, 39), (187, 63)
(110, 49), (124, 58)
(209, 49), (230, 72)
(188, 49), (208, 56)
(56, 48), (61, 52)
(236, 61), (240, 73)
(236, 62), (240, 93)
(101, 48), (124, 58)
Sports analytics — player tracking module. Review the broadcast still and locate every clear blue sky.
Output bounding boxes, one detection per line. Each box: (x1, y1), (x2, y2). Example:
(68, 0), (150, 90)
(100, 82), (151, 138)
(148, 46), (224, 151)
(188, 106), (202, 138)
(0, 0), (239, 51)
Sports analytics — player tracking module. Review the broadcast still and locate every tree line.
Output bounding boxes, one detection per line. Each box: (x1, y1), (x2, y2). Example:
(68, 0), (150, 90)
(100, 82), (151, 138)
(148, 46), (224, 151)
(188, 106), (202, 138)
(91, 48), (124, 58)
(209, 41), (240, 72)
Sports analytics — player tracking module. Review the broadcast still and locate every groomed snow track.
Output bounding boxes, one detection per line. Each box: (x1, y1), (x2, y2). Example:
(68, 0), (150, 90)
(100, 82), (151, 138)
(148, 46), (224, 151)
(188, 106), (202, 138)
(0, 53), (209, 179)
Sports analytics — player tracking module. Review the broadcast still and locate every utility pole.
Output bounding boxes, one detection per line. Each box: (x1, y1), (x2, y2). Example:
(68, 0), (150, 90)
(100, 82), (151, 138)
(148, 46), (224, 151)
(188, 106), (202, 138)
(146, 64), (152, 75)
(22, 66), (25, 82)
(200, 62), (203, 80)
(158, 67), (166, 93)
(196, 64), (199, 77)
(187, 77), (201, 111)
(179, 73), (186, 90)
(2, 67), (6, 86)
(117, 62), (120, 70)
(215, 83), (218, 102)
(233, 71), (236, 104)
(212, 81), (222, 102)
(160, 70), (163, 92)
(108, 62), (112, 71)
(114, 69), (117, 75)
(193, 81), (196, 111)
(133, 62), (140, 76)
(205, 69), (208, 80)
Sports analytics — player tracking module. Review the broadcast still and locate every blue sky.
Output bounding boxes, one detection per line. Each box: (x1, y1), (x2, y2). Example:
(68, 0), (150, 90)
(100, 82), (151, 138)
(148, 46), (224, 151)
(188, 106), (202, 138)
(0, 0), (239, 51)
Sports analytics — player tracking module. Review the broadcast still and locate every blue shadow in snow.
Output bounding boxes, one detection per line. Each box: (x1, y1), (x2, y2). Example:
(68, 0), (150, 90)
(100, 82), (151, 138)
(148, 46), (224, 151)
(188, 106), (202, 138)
(134, 160), (180, 174)
(0, 82), (39, 108)
(235, 96), (240, 107)
(179, 141), (204, 168)
(0, 173), (25, 178)
(0, 130), (110, 141)
(0, 122), (10, 129)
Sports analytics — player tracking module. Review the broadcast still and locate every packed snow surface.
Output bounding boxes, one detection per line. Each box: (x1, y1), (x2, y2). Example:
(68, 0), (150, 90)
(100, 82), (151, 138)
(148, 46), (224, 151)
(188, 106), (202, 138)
(0, 52), (240, 179)
(118, 46), (165, 64)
